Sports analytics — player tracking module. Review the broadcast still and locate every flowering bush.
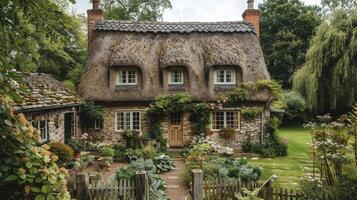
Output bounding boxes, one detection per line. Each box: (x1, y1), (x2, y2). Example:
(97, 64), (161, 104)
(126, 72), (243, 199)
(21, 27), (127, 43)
(0, 97), (70, 199)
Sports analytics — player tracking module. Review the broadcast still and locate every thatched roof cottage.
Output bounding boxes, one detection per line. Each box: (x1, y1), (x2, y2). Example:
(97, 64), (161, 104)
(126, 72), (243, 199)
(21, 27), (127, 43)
(80, 0), (272, 149)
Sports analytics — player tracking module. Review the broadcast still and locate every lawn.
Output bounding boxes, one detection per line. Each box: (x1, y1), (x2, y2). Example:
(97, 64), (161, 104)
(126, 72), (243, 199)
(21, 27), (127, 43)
(249, 126), (312, 190)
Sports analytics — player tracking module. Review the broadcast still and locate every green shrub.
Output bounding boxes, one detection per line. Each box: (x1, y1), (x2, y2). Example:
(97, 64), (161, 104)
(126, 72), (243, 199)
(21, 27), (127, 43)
(153, 154), (175, 173)
(101, 147), (115, 157)
(242, 117), (287, 158)
(141, 144), (157, 159)
(241, 107), (263, 120)
(218, 127), (236, 139)
(49, 141), (74, 166)
(281, 90), (306, 124)
(113, 144), (127, 162)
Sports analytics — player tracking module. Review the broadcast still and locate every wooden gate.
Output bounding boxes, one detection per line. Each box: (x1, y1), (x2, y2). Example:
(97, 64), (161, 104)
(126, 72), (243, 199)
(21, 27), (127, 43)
(169, 112), (184, 147)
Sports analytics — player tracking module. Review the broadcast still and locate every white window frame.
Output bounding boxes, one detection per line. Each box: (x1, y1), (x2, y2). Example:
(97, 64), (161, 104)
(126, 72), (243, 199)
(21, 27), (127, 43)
(211, 109), (240, 131)
(33, 120), (48, 142)
(117, 70), (137, 85)
(115, 110), (142, 132)
(214, 69), (236, 85)
(168, 68), (184, 85)
(94, 119), (103, 130)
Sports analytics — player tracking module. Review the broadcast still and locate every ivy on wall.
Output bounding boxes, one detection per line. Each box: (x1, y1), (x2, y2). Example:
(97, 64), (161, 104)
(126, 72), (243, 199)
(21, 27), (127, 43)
(145, 93), (211, 147)
(145, 80), (283, 146)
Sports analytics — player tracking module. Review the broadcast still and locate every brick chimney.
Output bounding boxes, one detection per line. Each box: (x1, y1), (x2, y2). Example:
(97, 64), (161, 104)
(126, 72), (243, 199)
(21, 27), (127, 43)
(87, 0), (103, 49)
(242, 0), (261, 37)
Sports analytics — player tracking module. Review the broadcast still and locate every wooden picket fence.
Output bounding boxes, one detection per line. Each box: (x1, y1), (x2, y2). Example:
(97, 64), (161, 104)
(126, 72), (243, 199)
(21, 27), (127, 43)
(203, 179), (264, 200)
(74, 171), (149, 200)
(88, 178), (136, 200)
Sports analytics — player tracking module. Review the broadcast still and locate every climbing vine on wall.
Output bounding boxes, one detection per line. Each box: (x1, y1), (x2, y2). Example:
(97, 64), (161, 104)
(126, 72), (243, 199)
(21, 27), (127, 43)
(145, 93), (211, 146)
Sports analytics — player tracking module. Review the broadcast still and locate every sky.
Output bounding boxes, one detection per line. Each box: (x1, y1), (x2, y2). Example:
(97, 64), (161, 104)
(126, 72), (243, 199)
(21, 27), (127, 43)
(75, 0), (321, 21)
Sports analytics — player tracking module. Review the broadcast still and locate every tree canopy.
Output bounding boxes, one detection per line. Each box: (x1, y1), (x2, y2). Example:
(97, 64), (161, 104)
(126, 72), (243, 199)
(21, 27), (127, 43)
(103, 0), (172, 21)
(293, 10), (357, 114)
(0, 0), (86, 88)
(259, 0), (321, 88)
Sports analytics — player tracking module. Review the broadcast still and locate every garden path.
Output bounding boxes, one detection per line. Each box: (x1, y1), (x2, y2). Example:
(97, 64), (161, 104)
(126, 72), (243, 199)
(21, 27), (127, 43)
(160, 158), (189, 200)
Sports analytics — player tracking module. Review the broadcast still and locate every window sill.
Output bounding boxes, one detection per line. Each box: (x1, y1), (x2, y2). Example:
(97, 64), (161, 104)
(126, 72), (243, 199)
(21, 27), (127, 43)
(214, 85), (236, 92)
(115, 85), (139, 92)
(168, 85), (185, 92)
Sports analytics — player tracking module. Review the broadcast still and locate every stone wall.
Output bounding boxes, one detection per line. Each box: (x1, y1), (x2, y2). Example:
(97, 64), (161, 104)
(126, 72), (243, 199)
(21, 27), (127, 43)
(24, 107), (81, 143)
(208, 106), (269, 149)
(92, 105), (269, 149)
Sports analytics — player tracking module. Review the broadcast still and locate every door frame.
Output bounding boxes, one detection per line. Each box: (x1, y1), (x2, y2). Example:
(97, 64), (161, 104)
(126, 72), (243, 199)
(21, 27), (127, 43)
(64, 112), (76, 143)
(168, 112), (184, 147)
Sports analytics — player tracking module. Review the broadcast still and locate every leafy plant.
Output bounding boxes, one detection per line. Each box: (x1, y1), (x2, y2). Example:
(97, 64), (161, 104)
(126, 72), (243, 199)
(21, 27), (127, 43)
(242, 107), (263, 121)
(153, 154), (175, 173)
(0, 97), (71, 199)
(101, 147), (115, 158)
(66, 139), (84, 153)
(235, 188), (263, 200)
(141, 144), (157, 159)
(79, 101), (104, 130)
(48, 141), (74, 167)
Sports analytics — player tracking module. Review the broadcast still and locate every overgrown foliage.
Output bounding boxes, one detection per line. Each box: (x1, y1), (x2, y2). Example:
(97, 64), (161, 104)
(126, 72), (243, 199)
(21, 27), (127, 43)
(281, 90), (306, 124)
(103, 0), (172, 21)
(300, 111), (357, 200)
(79, 101), (104, 131)
(145, 93), (211, 146)
(183, 144), (262, 186)
(0, 97), (70, 200)
(116, 158), (170, 200)
(259, 0), (321, 87)
(241, 107), (263, 121)
(242, 117), (288, 157)
(293, 10), (357, 113)
(0, 0), (87, 86)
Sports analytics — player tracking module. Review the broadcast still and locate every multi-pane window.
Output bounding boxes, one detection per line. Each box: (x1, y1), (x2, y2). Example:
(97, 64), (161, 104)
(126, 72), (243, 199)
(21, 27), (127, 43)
(168, 68), (184, 84)
(116, 111), (141, 131)
(32, 120), (48, 142)
(214, 69), (236, 84)
(212, 111), (239, 130)
(118, 70), (137, 85)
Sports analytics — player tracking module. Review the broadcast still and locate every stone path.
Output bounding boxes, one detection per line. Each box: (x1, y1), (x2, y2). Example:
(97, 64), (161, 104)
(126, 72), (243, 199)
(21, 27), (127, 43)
(160, 158), (189, 200)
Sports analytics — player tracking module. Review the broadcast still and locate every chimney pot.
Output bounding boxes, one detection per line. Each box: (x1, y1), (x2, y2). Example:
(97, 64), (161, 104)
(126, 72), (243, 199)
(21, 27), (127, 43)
(247, 0), (254, 9)
(243, 0), (260, 38)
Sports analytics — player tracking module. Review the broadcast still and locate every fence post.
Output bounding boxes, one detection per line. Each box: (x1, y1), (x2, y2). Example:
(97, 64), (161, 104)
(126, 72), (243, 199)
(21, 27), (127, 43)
(76, 173), (89, 200)
(192, 169), (203, 200)
(135, 170), (149, 200)
(265, 179), (273, 200)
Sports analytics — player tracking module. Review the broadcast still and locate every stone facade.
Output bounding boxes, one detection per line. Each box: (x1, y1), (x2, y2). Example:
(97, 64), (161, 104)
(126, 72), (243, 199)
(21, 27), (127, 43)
(23, 106), (81, 143)
(91, 104), (269, 149)
(207, 106), (269, 149)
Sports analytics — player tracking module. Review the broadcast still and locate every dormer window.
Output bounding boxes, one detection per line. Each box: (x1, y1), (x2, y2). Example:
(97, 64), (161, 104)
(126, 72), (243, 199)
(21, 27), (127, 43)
(214, 69), (236, 85)
(168, 68), (184, 85)
(117, 70), (137, 85)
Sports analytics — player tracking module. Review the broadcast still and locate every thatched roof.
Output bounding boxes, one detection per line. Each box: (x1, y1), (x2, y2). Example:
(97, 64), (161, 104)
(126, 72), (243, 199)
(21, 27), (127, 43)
(14, 73), (82, 112)
(80, 21), (271, 102)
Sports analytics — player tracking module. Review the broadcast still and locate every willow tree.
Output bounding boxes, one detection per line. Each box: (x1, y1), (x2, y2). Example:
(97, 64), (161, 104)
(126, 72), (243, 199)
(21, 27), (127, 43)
(293, 10), (357, 113)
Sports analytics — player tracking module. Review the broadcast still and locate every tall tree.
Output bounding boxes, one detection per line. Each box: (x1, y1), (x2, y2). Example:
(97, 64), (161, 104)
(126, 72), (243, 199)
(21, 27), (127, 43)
(102, 0), (172, 21)
(259, 0), (321, 88)
(293, 10), (357, 114)
(0, 0), (86, 84)
(322, 0), (357, 11)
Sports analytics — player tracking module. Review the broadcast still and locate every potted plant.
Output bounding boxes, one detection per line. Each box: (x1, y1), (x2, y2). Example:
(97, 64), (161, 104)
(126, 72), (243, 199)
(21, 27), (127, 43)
(67, 139), (83, 159)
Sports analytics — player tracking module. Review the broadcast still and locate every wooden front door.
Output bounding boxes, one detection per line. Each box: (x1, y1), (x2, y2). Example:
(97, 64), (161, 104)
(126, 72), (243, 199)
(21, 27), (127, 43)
(169, 113), (184, 147)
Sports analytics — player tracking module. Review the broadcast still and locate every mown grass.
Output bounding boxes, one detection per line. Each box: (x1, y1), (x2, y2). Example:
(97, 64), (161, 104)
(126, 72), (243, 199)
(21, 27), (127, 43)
(249, 126), (312, 190)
